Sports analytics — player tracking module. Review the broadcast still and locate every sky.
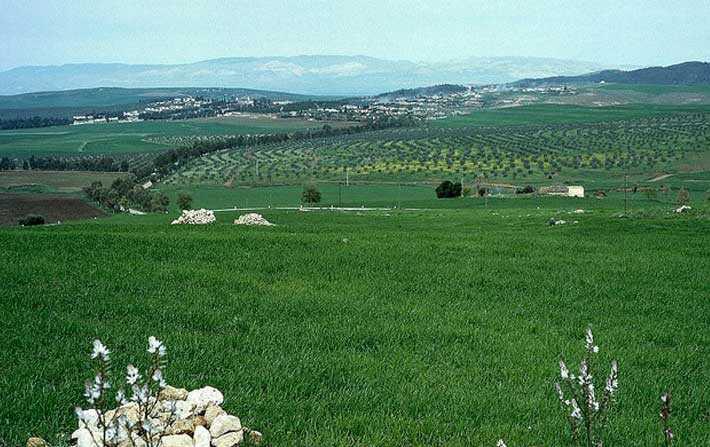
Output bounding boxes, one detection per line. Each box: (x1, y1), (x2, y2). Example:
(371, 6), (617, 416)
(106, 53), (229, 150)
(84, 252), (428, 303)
(1, 0), (709, 71)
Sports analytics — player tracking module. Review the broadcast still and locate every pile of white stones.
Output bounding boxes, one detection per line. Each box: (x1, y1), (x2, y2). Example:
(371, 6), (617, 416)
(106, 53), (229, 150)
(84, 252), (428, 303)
(70, 386), (261, 447)
(233, 213), (273, 226)
(171, 209), (216, 225)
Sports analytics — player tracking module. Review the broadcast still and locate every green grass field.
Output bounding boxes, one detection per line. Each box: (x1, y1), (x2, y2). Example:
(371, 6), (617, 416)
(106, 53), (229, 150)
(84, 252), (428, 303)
(0, 115), (349, 157)
(1, 199), (708, 446)
(433, 104), (710, 127)
(0, 170), (126, 193)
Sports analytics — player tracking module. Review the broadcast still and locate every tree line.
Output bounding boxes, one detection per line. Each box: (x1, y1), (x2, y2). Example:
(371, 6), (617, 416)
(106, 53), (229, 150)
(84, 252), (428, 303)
(0, 116), (72, 130)
(84, 176), (169, 213)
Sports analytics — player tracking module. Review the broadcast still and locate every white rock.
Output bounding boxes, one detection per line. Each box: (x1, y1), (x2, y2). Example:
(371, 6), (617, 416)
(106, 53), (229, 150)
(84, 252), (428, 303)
(234, 213), (273, 226)
(210, 414), (242, 438)
(76, 409), (100, 432)
(171, 209), (216, 225)
(204, 404), (227, 426)
(161, 434), (193, 447)
(71, 428), (100, 447)
(194, 425), (212, 447)
(117, 436), (147, 447)
(675, 205), (692, 213)
(164, 399), (196, 420)
(211, 431), (243, 447)
(116, 402), (140, 425)
(245, 429), (263, 445)
(187, 386), (224, 413)
(160, 385), (189, 401)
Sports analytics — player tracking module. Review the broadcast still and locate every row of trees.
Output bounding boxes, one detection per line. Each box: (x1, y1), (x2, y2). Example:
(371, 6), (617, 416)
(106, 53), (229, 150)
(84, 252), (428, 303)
(84, 177), (169, 212)
(0, 116), (72, 130)
(146, 117), (417, 180)
(0, 157), (15, 170)
(19, 155), (131, 172)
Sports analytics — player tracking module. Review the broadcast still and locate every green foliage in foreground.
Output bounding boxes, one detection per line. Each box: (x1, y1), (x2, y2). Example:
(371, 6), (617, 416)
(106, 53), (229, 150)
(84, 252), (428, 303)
(1, 200), (708, 446)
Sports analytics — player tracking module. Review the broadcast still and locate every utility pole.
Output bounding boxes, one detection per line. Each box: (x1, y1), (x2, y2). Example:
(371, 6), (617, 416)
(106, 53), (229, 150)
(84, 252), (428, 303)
(338, 182), (342, 207)
(345, 167), (349, 187)
(255, 158), (259, 179)
(624, 167), (629, 215)
(397, 182), (402, 209)
(461, 172), (464, 198)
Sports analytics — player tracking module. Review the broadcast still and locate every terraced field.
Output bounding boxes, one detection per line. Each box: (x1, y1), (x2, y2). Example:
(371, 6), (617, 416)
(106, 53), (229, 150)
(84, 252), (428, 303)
(165, 112), (710, 187)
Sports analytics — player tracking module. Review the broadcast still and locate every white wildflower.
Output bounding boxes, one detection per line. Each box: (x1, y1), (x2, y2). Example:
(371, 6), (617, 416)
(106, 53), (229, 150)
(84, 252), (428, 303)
(105, 426), (118, 442)
(84, 379), (102, 404)
(555, 382), (569, 405)
(91, 339), (110, 361)
(95, 373), (110, 390)
(585, 327), (599, 354)
(578, 359), (591, 385)
(131, 384), (150, 404)
(126, 364), (140, 385)
(570, 399), (582, 420)
(147, 336), (166, 357)
(605, 360), (619, 396)
(496, 440), (507, 447)
(115, 389), (127, 405)
(587, 382), (599, 412)
(142, 417), (161, 434)
(559, 360), (570, 380)
(151, 368), (167, 388)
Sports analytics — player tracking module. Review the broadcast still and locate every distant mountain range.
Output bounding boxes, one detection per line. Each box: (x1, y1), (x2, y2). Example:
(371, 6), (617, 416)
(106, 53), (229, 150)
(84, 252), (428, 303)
(513, 61), (710, 87)
(0, 55), (613, 96)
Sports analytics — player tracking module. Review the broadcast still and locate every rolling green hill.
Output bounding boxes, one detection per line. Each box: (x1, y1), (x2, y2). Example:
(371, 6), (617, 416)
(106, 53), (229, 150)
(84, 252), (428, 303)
(515, 61), (710, 87)
(0, 86), (316, 111)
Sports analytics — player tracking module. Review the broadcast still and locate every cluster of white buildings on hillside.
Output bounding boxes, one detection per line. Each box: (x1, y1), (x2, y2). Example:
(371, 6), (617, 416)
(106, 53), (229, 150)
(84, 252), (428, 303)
(72, 110), (142, 125)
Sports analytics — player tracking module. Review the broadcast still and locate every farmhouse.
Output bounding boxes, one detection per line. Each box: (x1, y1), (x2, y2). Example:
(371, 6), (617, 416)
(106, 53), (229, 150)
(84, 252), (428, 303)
(539, 185), (585, 198)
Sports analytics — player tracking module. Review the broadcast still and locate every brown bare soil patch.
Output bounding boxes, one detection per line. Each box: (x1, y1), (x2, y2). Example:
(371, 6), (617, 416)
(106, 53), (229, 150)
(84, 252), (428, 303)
(0, 193), (104, 226)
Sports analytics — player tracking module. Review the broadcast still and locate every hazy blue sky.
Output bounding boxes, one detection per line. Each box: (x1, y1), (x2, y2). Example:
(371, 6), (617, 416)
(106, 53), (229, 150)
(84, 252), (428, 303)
(1, 0), (708, 71)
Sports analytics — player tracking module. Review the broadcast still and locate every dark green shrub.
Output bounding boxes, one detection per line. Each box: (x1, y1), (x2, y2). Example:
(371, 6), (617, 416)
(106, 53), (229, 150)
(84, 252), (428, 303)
(177, 193), (193, 210)
(302, 184), (321, 204)
(435, 181), (462, 198)
(516, 185), (535, 194)
(18, 214), (45, 226)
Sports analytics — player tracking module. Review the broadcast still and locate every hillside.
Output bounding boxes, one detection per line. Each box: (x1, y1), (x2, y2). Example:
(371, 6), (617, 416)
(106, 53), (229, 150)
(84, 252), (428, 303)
(0, 86), (314, 116)
(514, 61), (710, 87)
(0, 56), (611, 96)
(375, 84), (468, 99)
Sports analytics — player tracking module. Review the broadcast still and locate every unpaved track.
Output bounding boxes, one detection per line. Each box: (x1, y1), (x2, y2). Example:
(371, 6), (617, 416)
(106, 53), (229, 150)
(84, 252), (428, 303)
(649, 173), (673, 182)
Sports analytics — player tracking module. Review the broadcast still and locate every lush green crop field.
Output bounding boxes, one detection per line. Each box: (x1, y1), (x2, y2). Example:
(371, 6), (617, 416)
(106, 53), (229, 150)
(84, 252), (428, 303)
(596, 84), (710, 95)
(157, 183), (709, 213)
(0, 115), (349, 157)
(434, 104), (710, 127)
(1, 199), (708, 446)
